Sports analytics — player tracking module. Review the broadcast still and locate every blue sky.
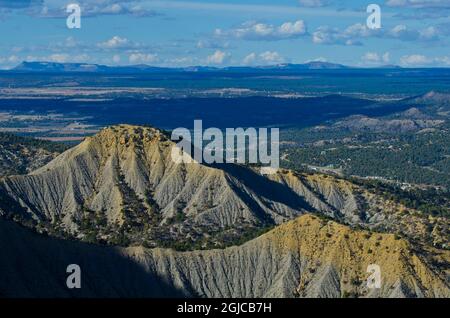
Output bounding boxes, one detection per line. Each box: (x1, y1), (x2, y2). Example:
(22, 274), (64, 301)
(0, 0), (449, 69)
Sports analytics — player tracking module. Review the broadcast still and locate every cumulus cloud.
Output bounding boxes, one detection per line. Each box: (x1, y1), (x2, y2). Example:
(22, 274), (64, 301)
(387, 25), (440, 41)
(80, 2), (160, 18)
(362, 52), (382, 63)
(46, 53), (69, 63)
(98, 36), (130, 49)
(51, 53), (90, 63)
(361, 52), (390, 64)
(400, 54), (450, 66)
(128, 52), (159, 64)
(312, 23), (369, 45)
(419, 26), (441, 40)
(242, 51), (284, 65)
(400, 54), (431, 65)
(168, 56), (196, 66)
(206, 50), (231, 64)
(214, 20), (307, 41)
(259, 51), (284, 63)
(312, 22), (444, 46)
(96, 36), (153, 52)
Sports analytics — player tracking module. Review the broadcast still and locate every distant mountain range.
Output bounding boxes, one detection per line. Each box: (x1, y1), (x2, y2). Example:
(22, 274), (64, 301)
(9, 61), (401, 74)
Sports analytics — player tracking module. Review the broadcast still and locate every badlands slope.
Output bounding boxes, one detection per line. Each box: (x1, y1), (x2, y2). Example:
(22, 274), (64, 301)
(0, 125), (446, 248)
(0, 214), (448, 298)
(0, 125), (448, 298)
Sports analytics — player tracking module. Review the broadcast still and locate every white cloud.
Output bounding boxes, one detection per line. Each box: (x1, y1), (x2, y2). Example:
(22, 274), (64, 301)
(419, 26), (440, 40)
(278, 21), (307, 36)
(86, 2), (159, 17)
(47, 54), (69, 63)
(400, 54), (431, 66)
(97, 36), (153, 52)
(169, 56), (196, 66)
(399, 54), (450, 66)
(312, 23), (369, 46)
(98, 36), (130, 49)
(100, 4), (124, 15)
(387, 24), (442, 41)
(242, 51), (284, 65)
(312, 22), (443, 46)
(362, 52), (381, 63)
(259, 51), (284, 63)
(129, 53), (159, 64)
(46, 54), (90, 63)
(361, 52), (391, 65)
(214, 20), (307, 41)
(387, 25), (422, 41)
(206, 50), (231, 64)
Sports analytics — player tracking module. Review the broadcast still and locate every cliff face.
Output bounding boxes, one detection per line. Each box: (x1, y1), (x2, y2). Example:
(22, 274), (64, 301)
(0, 214), (448, 298)
(0, 125), (447, 248)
